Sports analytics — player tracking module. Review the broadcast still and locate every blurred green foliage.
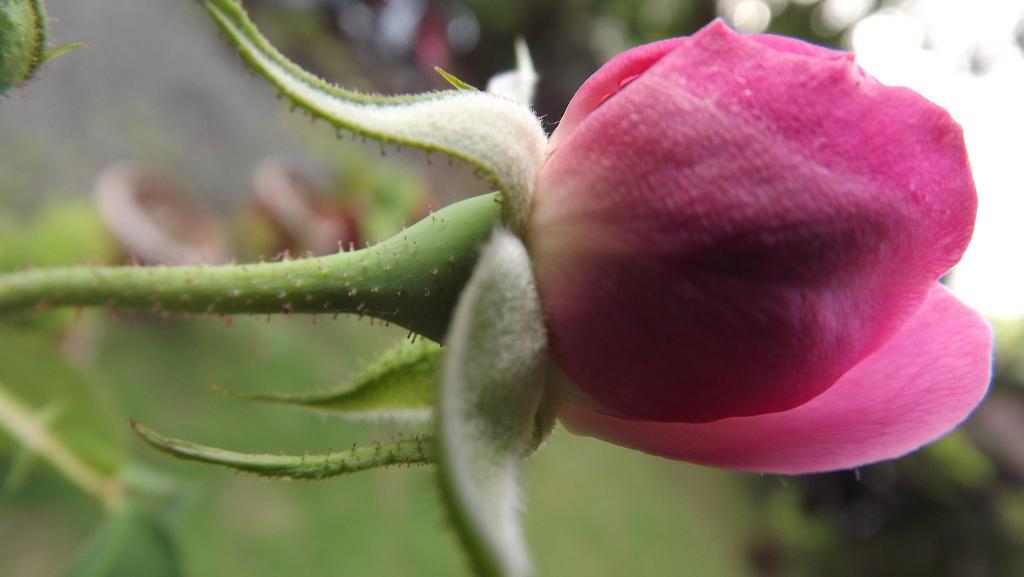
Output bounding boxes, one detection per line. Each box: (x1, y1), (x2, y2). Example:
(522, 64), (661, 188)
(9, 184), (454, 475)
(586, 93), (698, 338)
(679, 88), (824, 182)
(0, 326), (125, 476)
(68, 507), (182, 577)
(0, 201), (112, 270)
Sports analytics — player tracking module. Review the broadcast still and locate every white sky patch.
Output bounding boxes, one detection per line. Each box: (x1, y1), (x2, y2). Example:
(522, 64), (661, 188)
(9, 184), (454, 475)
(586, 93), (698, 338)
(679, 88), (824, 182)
(720, 0), (774, 33)
(851, 0), (1024, 320)
(818, 0), (874, 33)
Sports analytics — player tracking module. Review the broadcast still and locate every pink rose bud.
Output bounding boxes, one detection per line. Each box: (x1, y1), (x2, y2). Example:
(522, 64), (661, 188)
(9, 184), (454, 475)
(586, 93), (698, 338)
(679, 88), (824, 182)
(527, 20), (993, 473)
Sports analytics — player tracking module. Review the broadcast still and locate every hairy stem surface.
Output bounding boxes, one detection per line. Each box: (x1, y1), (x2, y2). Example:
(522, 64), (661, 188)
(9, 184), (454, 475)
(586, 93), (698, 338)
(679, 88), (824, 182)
(0, 193), (501, 341)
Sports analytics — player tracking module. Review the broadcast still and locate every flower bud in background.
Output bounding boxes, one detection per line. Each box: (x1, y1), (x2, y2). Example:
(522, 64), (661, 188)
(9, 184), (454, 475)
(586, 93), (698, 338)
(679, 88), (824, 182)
(251, 157), (361, 256)
(529, 21), (993, 473)
(94, 163), (229, 266)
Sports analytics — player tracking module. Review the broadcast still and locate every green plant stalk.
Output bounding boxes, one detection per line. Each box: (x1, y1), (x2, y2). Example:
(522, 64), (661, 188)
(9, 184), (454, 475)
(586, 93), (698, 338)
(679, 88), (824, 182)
(0, 193), (502, 342)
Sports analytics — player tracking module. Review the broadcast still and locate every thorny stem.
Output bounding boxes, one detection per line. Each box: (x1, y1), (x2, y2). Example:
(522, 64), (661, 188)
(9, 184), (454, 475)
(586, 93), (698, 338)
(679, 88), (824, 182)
(0, 193), (502, 342)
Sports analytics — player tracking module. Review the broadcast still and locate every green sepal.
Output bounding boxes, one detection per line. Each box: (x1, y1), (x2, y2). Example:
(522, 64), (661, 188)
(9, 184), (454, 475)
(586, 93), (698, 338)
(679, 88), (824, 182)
(131, 421), (433, 480)
(217, 337), (441, 419)
(195, 0), (547, 232)
(485, 38), (538, 106)
(43, 40), (85, 63)
(434, 66), (477, 91)
(436, 231), (550, 577)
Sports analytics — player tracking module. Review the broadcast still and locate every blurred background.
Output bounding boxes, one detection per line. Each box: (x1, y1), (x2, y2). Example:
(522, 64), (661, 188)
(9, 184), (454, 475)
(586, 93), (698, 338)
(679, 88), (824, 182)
(1, 0), (1023, 575)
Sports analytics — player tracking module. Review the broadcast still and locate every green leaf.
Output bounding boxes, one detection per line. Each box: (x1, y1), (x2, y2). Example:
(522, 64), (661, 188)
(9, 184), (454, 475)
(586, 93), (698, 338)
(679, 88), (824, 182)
(436, 231), (550, 577)
(195, 0), (547, 233)
(132, 421), (433, 480)
(217, 337), (441, 420)
(66, 507), (182, 577)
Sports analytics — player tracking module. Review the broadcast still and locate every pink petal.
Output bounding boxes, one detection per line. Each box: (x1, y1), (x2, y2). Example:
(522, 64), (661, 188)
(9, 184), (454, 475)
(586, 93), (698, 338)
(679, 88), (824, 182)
(547, 37), (683, 152)
(528, 20), (977, 423)
(546, 20), (844, 150)
(747, 32), (849, 59)
(558, 286), (993, 474)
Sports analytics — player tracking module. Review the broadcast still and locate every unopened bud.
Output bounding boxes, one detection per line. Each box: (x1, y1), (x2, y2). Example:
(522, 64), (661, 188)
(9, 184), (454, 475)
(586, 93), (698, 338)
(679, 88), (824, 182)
(0, 0), (48, 93)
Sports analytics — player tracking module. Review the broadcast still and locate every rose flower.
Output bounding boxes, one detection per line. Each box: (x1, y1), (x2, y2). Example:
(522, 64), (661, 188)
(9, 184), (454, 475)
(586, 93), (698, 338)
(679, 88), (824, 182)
(528, 21), (993, 474)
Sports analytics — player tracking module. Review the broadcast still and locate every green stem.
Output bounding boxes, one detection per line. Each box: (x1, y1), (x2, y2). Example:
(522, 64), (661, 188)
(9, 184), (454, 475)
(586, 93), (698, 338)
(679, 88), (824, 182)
(0, 193), (501, 342)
